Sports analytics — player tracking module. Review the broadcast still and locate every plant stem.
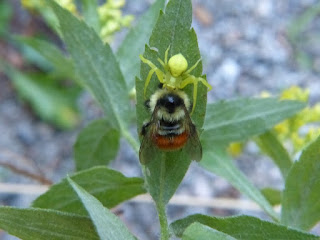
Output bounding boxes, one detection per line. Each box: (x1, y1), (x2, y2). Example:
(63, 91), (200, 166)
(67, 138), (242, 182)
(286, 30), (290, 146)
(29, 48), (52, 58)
(157, 157), (170, 240)
(157, 202), (170, 240)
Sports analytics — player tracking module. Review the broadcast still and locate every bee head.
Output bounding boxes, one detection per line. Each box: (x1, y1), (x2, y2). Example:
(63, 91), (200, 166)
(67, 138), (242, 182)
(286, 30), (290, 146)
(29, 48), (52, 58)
(149, 89), (191, 121)
(157, 93), (183, 114)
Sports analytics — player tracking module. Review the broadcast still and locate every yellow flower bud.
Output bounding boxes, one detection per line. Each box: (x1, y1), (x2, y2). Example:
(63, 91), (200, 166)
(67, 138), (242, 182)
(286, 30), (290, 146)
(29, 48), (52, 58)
(280, 86), (309, 102)
(228, 142), (243, 157)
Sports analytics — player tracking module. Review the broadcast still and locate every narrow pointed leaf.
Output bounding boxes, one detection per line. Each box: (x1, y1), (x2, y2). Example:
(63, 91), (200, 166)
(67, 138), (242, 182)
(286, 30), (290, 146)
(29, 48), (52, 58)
(17, 36), (76, 79)
(68, 178), (136, 240)
(202, 98), (305, 144)
(256, 130), (292, 178)
(2, 63), (79, 129)
(33, 167), (146, 215)
(116, 0), (165, 88)
(261, 187), (282, 206)
(0, 207), (99, 240)
(74, 119), (120, 171)
(281, 136), (320, 230)
(143, 151), (192, 205)
(137, 0), (207, 130)
(49, 1), (132, 131)
(171, 214), (320, 240)
(136, 0), (207, 206)
(79, 0), (100, 32)
(200, 143), (278, 220)
(0, 1), (12, 36)
(182, 222), (237, 240)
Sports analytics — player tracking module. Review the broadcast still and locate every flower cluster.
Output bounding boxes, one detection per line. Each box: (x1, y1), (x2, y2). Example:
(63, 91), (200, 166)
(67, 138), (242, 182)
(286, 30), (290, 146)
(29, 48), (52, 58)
(274, 86), (320, 153)
(21, 0), (133, 43)
(228, 86), (320, 157)
(98, 0), (133, 43)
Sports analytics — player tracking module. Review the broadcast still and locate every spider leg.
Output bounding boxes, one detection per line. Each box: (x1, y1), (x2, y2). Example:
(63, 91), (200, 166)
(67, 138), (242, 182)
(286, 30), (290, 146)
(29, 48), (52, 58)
(144, 68), (157, 96)
(180, 77), (198, 115)
(181, 75), (212, 114)
(157, 58), (165, 67)
(140, 54), (158, 69)
(191, 81), (198, 115)
(180, 76), (194, 88)
(185, 58), (201, 74)
(140, 55), (164, 96)
(198, 77), (213, 91)
(158, 46), (171, 70)
(144, 68), (165, 96)
(164, 46), (170, 64)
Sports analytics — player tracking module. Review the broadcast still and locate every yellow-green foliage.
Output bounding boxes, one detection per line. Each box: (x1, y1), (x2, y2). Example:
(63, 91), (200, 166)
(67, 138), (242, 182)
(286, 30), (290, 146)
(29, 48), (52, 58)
(22, 0), (77, 14)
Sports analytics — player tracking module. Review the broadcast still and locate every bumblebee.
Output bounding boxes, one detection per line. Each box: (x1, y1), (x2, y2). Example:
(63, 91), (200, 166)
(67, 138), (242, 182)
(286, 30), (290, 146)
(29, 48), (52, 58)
(139, 88), (202, 164)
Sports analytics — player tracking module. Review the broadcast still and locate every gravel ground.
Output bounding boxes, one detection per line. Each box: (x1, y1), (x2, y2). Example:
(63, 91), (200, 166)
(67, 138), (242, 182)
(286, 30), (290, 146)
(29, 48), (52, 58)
(0, 0), (320, 239)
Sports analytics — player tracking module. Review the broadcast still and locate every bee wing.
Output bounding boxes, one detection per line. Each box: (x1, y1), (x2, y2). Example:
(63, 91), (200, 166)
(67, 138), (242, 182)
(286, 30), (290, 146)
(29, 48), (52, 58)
(139, 107), (160, 165)
(183, 108), (202, 162)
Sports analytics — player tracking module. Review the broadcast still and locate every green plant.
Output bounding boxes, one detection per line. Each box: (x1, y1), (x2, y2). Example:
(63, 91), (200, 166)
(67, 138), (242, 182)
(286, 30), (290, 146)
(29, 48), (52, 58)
(0, 0), (133, 128)
(287, 2), (320, 71)
(0, 0), (320, 239)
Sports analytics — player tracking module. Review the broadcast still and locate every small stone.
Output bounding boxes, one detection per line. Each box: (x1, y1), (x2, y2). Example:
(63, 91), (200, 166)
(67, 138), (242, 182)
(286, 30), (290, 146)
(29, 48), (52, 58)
(255, 0), (273, 18)
(217, 58), (241, 83)
(16, 123), (36, 146)
(194, 5), (214, 26)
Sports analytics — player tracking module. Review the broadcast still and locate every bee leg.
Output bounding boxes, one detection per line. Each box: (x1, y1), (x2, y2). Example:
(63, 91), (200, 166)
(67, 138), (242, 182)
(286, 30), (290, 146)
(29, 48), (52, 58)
(144, 100), (150, 109)
(189, 102), (193, 113)
(141, 121), (150, 136)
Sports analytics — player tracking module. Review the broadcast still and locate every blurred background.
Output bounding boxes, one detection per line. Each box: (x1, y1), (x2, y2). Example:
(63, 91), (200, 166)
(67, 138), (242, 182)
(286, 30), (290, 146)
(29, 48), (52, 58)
(0, 0), (319, 239)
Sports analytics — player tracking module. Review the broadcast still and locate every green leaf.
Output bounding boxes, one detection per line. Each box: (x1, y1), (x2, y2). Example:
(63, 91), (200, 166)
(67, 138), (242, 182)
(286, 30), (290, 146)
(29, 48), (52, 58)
(116, 0), (165, 88)
(201, 98), (306, 144)
(49, 1), (132, 132)
(171, 214), (320, 240)
(74, 119), (120, 171)
(136, 0), (205, 205)
(32, 167), (146, 215)
(0, 207), (99, 240)
(136, 0), (207, 237)
(17, 36), (76, 79)
(182, 222), (237, 240)
(287, 2), (320, 41)
(79, 0), (100, 33)
(67, 178), (136, 240)
(261, 187), (281, 206)
(2, 63), (79, 129)
(281, 136), (320, 230)
(256, 130), (292, 178)
(200, 143), (278, 220)
(0, 0), (12, 36)
(136, 0), (207, 130)
(143, 151), (193, 205)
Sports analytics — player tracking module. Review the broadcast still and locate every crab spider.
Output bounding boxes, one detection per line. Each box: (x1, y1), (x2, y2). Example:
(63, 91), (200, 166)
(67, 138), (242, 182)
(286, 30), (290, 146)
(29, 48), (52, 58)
(140, 46), (212, 114)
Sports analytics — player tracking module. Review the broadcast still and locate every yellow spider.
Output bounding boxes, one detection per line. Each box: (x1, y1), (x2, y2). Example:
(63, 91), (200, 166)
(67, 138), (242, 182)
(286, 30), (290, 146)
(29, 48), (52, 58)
(140, 46), (212, 114)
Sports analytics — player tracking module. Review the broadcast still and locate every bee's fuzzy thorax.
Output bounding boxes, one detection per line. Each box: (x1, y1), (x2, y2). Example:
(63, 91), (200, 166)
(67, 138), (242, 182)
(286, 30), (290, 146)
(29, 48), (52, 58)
(149, 88), (190, 114)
